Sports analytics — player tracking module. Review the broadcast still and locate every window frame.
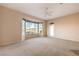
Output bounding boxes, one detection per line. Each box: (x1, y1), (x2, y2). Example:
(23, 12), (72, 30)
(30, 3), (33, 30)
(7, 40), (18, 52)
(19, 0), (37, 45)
(22, 18), (43, 38)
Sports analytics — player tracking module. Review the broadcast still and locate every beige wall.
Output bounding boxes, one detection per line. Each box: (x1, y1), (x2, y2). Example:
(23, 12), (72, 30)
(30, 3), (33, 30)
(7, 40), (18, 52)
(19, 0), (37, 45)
(44, 21), (48, 37)
(0, 7), (3, 41)
(0, 6), (46, 46)
(48, 13), (79, 41)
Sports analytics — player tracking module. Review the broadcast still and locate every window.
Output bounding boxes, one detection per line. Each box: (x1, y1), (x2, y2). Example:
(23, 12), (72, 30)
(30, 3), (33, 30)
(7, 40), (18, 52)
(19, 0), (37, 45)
(22, 19), (43, 40)
(39, 23), (43, 36)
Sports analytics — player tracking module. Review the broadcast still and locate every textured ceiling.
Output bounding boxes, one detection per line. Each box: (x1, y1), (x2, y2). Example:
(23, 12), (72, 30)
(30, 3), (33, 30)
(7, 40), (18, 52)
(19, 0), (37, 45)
(0, 3), (79, 20)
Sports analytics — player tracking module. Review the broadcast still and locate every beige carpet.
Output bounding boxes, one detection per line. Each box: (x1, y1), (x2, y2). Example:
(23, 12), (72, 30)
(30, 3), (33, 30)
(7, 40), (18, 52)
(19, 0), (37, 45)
(0, 37), (79, 56)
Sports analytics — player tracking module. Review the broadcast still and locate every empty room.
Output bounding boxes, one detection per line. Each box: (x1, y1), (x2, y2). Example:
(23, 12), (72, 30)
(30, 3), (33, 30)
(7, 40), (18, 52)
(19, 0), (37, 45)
(0, 3), (79, 56)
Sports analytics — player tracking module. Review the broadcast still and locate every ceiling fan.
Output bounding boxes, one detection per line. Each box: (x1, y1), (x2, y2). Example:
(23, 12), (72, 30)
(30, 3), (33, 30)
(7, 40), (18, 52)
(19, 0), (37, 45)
(44, 3), (64, 18)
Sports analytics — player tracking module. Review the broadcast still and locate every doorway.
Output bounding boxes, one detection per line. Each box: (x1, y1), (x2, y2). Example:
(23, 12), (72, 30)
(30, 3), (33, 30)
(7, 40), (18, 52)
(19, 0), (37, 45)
(48, 23), (54, 37)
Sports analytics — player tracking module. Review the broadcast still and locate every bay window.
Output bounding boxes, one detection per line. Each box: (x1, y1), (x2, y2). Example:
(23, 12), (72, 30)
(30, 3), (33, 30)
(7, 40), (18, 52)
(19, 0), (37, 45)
(22, 18), (43, 40)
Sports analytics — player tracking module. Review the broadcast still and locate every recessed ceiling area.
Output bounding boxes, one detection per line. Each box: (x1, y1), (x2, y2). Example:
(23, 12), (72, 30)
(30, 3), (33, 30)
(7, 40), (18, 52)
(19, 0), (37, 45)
(0, 3), (79, 20)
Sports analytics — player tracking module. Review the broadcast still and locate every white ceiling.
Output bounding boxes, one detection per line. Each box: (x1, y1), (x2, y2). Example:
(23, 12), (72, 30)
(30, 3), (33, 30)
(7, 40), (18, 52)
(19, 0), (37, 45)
(0, 3), (79, 20)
